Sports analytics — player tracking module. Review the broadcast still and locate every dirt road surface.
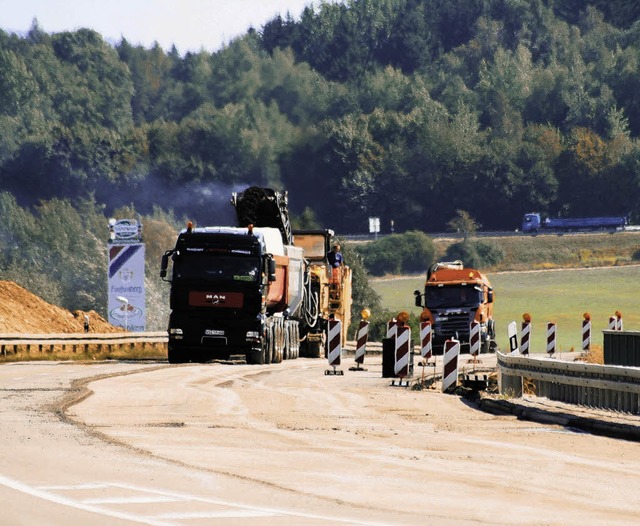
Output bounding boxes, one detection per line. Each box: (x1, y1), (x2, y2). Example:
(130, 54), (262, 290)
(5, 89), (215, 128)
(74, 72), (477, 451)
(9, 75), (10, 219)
(1, 357), (639, 525)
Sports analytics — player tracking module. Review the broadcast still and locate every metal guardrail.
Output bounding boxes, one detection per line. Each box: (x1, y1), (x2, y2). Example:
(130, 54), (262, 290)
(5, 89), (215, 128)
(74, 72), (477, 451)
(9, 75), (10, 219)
(342, 341), (383, 353)
(0, 332), (168, 357)
(497, 351), (640, 414)
(0, 336), (391, 358)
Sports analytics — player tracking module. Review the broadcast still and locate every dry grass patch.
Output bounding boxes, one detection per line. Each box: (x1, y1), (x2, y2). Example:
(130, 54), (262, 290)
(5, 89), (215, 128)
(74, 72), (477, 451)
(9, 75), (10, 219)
(578, 345), (604, 365)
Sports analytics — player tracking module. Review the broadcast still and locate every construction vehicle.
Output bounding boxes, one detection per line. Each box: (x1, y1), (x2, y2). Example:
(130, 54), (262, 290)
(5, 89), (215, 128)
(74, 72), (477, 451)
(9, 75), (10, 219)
(522, 212), (627, 233)
(413, 261), (495, 354)
(160, 186), (352, 364)
(292, 230), (352, 357)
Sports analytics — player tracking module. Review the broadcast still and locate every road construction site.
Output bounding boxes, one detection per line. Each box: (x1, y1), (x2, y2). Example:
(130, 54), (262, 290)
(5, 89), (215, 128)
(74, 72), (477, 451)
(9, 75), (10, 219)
(0, 355), (639, 525)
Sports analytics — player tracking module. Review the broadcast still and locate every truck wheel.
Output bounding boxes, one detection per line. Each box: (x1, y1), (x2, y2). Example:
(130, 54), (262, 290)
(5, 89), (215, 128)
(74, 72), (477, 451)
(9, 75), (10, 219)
(307, 340), (322, 358)
(273, 321), (283, 363)
(167, 345), (186, 364)
(283, 324), (291, 360)
(264, 326), (273, 364)
(292, 323), (300, 359)
(307, 330), (326, 358)
(246, 349), (264, 365)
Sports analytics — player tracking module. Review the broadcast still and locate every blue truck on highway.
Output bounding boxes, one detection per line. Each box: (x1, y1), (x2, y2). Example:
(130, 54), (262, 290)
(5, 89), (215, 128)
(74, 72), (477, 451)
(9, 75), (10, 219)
(522, 213), (628, 233)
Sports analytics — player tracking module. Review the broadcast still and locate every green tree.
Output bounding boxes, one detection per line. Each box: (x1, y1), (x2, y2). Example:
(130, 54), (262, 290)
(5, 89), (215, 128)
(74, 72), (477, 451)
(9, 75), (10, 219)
(447, 210), (480, 241)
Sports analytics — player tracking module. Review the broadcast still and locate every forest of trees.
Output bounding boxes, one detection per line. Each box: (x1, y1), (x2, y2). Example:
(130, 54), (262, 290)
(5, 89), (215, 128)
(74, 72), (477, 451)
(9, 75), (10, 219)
(1, 0), (640, 323)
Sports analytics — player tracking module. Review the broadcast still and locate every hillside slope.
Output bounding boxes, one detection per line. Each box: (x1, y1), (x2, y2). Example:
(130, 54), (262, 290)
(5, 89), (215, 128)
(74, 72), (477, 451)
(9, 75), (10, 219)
(0, 281), (122, 333)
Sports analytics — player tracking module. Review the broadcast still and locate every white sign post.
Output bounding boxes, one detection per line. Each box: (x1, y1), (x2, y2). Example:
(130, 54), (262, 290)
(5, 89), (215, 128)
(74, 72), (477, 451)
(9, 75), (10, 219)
(368, 217), (380, 240)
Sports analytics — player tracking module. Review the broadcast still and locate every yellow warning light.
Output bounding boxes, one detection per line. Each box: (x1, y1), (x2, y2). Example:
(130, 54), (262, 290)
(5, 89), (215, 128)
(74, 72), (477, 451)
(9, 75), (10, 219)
(397, 311), (409, 323)
(523, 312), (532, 323)
(615, 310), (622, 318)
(468, 272), (474, 278)
(360, 308), (371, 320)
(583, 312), (591, 321)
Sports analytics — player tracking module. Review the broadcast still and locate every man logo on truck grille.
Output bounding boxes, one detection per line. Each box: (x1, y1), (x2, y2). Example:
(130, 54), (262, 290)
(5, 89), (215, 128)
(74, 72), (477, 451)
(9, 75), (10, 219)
(189, 291), (243, 308)
(206, 294), (226, 304)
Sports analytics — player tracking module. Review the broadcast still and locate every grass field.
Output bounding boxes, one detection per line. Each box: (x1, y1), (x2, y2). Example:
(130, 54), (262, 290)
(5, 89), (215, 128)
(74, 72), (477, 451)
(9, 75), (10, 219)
(371, 265), (640, 352)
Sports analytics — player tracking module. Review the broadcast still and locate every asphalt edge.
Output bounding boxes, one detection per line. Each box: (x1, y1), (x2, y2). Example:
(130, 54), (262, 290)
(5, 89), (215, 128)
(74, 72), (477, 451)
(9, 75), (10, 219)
(473, 395), (640, 443)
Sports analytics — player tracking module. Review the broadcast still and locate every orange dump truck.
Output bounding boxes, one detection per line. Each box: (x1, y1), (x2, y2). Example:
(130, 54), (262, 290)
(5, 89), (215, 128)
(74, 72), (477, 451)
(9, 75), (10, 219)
(413, 261), (496, 353)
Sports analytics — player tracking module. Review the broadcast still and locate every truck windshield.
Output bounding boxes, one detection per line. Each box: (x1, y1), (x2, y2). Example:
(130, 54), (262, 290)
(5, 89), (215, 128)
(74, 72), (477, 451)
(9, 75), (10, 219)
(173, 255), (260, 283)
(425, 285), (482, 308)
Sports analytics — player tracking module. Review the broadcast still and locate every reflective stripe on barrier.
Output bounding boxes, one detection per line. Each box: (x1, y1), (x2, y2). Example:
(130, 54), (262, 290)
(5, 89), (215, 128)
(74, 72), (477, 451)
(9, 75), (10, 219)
(469, 321), (480, 357)
(582, 319), (591, 351)
(387, 320), (401, 339)
(546, 322), (556, 356)
(354, 321), (369, 365)
(327, 319), (342, 367)
(420, 321), (432, 361)
(442, 339), (460, 392)
(394, 326), (411, 378)
(520, 321), (531, 355)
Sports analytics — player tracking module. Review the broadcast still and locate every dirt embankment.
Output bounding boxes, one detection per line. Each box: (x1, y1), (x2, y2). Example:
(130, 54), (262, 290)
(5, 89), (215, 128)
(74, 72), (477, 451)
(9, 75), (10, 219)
(0, 281), (123, 334)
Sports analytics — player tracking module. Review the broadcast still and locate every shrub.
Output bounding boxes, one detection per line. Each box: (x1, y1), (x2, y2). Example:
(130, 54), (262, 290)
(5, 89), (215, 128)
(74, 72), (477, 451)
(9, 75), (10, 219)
(354, 231), (435, 276)
(445, 239), (505, 269)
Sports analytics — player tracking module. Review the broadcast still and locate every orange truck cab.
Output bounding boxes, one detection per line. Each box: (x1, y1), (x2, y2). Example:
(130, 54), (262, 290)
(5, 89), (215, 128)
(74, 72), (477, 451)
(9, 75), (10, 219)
(413, 261), (496, 354)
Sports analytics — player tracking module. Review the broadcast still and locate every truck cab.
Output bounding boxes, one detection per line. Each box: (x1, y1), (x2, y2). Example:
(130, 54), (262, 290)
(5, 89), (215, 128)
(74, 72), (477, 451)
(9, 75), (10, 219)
(160, 225), (284, 364)
(522, 213), (541, 233)
(413, 261), (495, 353)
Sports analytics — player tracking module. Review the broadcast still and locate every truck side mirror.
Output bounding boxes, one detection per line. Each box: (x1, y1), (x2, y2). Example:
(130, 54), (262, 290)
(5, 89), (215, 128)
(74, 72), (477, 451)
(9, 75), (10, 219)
(268, 257), (277, 282)
(487, 288), (494, 303)
(160, 251), (173, 281)
(413, 290), (422, 308)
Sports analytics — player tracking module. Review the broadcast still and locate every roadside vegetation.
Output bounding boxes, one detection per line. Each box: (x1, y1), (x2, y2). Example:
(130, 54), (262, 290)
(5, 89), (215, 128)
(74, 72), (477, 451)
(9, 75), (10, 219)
(2, 1), (640, 237)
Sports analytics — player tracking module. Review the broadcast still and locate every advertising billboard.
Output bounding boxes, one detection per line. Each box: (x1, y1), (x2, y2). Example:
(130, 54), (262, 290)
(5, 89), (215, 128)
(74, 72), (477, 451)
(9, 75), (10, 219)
(107, 219), (146, 332)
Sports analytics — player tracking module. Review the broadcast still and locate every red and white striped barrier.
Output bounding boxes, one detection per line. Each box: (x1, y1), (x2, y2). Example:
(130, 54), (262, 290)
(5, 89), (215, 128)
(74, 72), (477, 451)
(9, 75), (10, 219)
(420, 321), (432, 361)
(394, 326), (411, 378)
(582, 313), (591, 351)
(520, 313), (531, 355)
(469, 321), (480, 357)
(442, 339), (460, 392)
(546, 322), (557, 356)
(608, 316), (617, 331)
(521, 320), (531, 355)
(616, 311), (624, 331)
(325, 319), (343, 375)
(354, 320), (369, 366)
(387, 319), (401, 339)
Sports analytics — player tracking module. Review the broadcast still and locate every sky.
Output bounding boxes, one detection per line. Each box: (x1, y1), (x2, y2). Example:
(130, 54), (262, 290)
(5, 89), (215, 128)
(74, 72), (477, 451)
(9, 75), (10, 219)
(0, 0), (343, 54)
